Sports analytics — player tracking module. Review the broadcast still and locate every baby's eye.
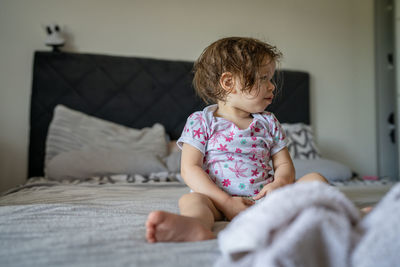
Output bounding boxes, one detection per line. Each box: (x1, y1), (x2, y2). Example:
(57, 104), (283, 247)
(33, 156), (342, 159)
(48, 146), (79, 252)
(260, 76), (269, 80)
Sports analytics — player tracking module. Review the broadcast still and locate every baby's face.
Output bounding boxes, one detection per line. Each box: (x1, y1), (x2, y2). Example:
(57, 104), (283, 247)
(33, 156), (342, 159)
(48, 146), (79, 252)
(231, 60), (276, 114)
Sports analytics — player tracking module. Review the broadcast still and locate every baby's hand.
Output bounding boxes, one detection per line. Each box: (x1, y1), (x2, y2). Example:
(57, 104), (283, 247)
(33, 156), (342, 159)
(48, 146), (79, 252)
(222, 196), (254, 221)
(253, 180), (287, 200)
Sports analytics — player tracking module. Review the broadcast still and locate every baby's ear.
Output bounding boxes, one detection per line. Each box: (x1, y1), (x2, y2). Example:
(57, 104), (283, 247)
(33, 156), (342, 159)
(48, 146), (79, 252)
(219, 72), (237, 93)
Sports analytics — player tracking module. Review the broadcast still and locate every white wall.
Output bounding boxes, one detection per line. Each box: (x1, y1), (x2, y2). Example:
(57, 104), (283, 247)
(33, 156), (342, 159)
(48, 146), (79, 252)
(0, 0), (376, 192)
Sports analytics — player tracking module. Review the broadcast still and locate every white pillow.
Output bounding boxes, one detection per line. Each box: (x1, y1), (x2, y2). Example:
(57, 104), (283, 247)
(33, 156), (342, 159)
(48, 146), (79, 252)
(46, 148), (168, 180)
(293, 158), (352, 182)
(45, 105), (168, 178)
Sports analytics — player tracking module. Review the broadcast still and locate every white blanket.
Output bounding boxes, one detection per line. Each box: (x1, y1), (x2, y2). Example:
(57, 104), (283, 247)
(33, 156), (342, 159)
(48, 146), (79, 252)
(217, 181), (400, 267)
(351, 182), (400, 267)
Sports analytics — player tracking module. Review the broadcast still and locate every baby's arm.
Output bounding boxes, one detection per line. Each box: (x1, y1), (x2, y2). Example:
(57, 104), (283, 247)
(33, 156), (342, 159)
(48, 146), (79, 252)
(181, 143), (253, 220)
(253, 147), (295, 200)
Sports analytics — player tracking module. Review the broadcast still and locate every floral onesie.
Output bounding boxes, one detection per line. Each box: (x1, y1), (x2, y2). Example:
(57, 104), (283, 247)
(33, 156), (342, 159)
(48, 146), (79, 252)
(177, 105), (287, 197)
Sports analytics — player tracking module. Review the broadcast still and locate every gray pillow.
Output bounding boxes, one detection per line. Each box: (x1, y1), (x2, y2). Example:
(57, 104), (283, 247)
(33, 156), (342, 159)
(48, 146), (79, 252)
(46, 148), (167, 180)
(293, 158), (352, 182)
(165, 151), (181, 173)
(45, 105), (168, 178)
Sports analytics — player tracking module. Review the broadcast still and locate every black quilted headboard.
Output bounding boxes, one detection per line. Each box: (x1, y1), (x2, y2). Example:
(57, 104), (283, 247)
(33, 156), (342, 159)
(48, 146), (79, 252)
(29, 51), (309, 178)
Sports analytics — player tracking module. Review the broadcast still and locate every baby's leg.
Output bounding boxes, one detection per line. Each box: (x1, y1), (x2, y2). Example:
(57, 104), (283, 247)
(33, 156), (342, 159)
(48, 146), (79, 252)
(296, 173), (374, 216)
(146, 193), (223, 243)
(296, 172), (329, 184)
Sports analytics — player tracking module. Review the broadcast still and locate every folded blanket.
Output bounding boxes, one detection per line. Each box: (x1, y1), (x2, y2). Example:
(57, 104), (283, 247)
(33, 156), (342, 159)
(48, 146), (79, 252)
(351, 182), (400, 267)
(216, 182), (362, 267)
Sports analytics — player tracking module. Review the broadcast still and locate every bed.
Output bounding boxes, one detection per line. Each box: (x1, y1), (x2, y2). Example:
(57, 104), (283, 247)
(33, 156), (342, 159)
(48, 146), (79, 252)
(0, 51), (395, 267)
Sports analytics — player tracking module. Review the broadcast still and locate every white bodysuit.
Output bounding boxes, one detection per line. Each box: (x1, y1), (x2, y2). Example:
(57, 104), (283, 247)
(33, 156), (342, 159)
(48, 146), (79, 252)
(177, 105), (287, 196)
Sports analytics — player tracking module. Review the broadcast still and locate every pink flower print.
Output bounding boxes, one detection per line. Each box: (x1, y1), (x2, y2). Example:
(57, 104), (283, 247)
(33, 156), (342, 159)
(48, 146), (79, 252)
(209, 158), (224, 178)
(249, 146), (258, 155)
(225, 130), (235, 142)
(261, 163), (267, 169)
(229, 162), (248, 178)
(254, 127), (260, 133)
(209, 136), (220, 147)
(205, 169), (210, 174)
(217, 144), (228, 152)
(192, 113), (205, 127)
(249, 178), (255, 184)
(226, 153), (234, 161)
(235, 148), (242, 153)
(254, 189), (259, 195)
(251, 136), (257, 141)
(249, 154), (257, 162)
(209, 129), (228, 147)
(222, 179), (231, 187)
(193, 128), (204, 138)
(252, 144), (257, 148)
(251, 169), (259, 177)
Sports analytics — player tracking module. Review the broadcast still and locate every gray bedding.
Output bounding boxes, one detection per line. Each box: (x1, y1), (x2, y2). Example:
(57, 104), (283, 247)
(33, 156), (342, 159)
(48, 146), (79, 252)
(0, 178), (219, 267)
(0, 177), (395, 267)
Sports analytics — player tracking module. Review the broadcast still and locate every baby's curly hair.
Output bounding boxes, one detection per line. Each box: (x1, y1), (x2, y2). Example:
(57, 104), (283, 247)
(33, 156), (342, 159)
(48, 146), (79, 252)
(193, 37), (282, 104)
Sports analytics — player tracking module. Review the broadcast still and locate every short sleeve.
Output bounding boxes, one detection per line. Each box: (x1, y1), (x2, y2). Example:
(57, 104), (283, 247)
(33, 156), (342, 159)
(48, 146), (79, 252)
(177, 112), (208, 155)
(264, 112), (288, 155)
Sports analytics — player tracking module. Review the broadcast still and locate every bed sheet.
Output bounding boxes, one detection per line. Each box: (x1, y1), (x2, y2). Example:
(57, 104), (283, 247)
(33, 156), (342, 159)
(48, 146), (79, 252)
(0, 179), (219, 267)
(0, 177), (395, 267)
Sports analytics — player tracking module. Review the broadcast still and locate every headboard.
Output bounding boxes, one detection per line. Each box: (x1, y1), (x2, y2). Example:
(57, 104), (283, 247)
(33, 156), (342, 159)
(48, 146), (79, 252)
(29, 51), (309, 178)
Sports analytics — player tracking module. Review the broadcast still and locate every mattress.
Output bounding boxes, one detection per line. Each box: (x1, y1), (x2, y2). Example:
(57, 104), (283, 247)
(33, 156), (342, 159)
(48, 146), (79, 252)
(0, 178), (220, 267)
(1, 177), (395, 267)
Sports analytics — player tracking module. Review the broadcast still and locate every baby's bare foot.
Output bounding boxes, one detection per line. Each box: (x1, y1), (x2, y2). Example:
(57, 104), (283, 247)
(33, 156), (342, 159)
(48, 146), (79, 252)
(145, 210), (215, 243)
(361, 206), (373, 216)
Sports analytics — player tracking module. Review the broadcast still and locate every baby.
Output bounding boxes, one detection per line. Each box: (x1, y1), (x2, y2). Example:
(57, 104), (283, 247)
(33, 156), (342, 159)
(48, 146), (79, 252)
(146, 37), (328, 243)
